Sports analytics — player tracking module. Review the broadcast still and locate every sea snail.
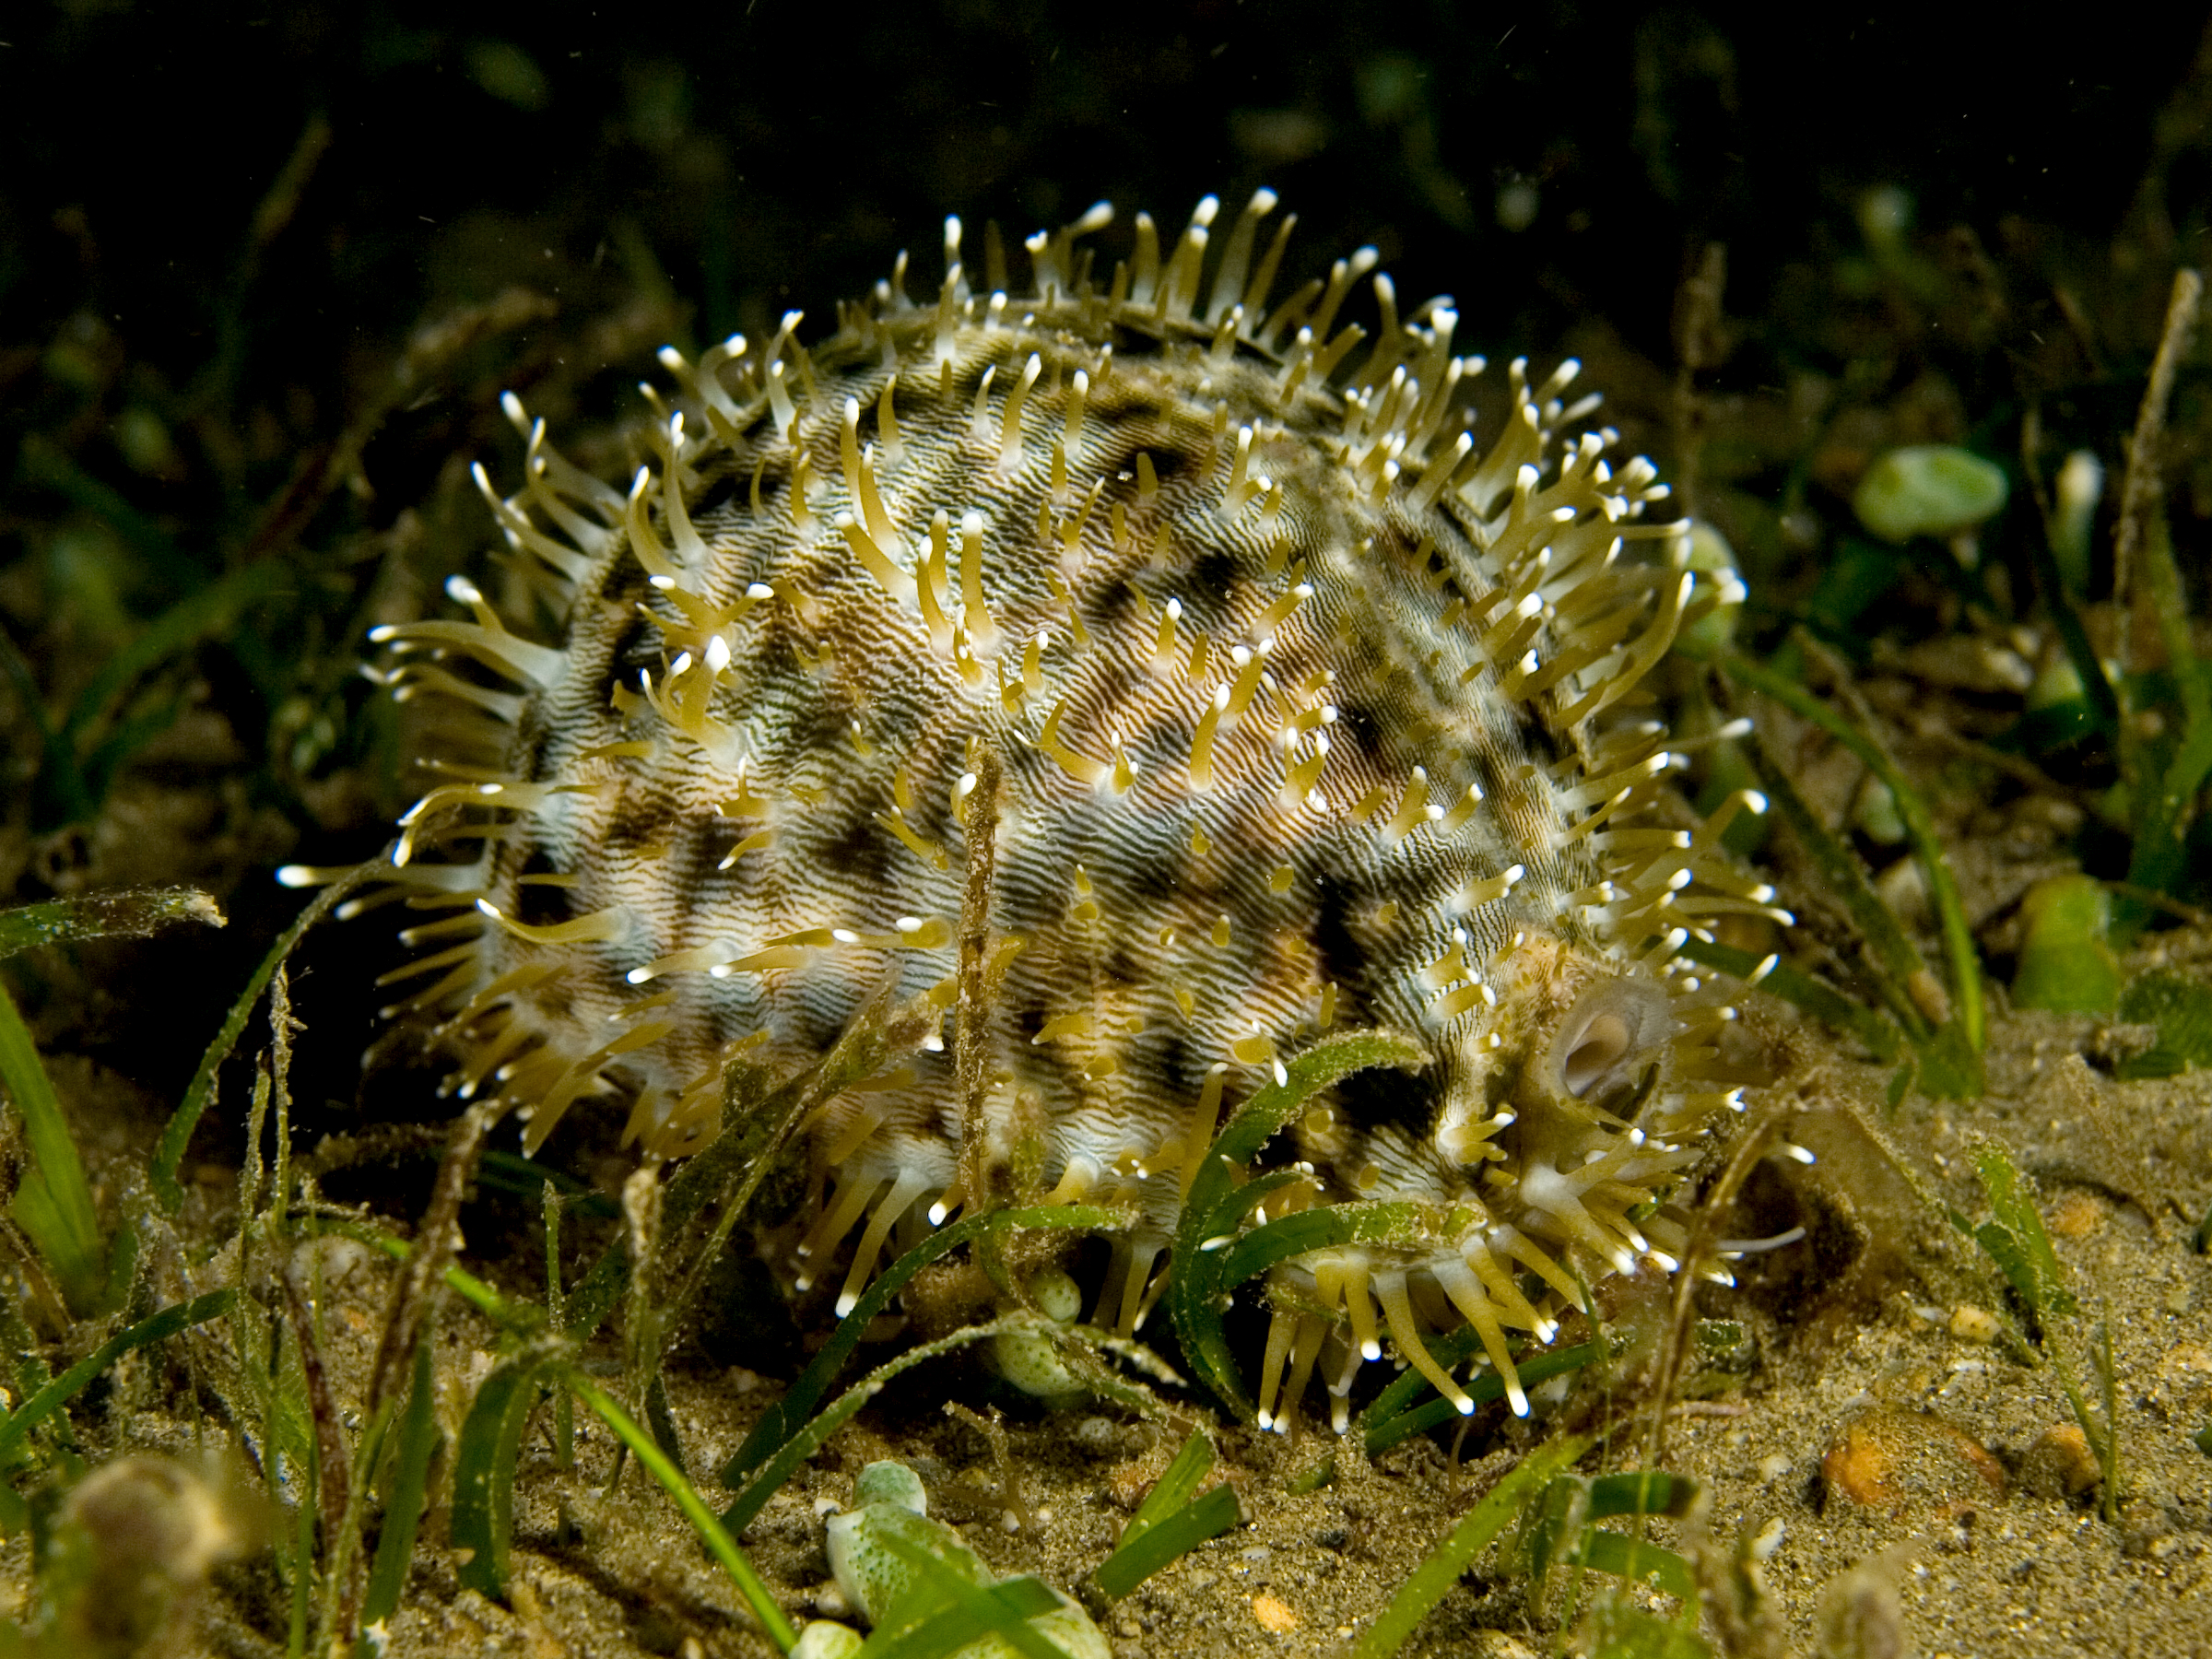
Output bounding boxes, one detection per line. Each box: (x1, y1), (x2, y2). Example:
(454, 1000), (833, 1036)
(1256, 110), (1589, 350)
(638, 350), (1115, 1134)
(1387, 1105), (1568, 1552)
(285, 190), (1783, 1430)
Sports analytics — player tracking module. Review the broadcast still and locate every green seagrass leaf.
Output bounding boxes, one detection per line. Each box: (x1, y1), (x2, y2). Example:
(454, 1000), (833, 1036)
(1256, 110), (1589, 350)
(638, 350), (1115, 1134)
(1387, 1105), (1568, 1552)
(1116, 1429), (1213, 1549)
(1208, 1202), (1435, 1294)
(1088, 1482), (1239, 1603)
(1573, 1530), (1699, 1600)
(449, 1352), (548, 1603)
(1168, 1027), (1424, 1423)
(1354, 1433), (1588, 1659)
(360, 1337), (442, 1634)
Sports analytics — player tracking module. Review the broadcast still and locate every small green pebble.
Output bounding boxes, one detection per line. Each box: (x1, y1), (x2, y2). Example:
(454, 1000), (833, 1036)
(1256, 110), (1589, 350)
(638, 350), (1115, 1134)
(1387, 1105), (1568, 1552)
(2026, 656), (2088, 712)
(792, 1620), (865, 1659)
(1028, 1266), (1082, 1324)
(853, 1459), (927, 1513)
(1853, 445), (2008, 544)
(2011, 875), (2120, 1016)
(991, 1270), (1088, 1406)
(2050, 449), (2103, 593)
(1857, 184), (1913, 253)
(1851, 775), (1907, 846)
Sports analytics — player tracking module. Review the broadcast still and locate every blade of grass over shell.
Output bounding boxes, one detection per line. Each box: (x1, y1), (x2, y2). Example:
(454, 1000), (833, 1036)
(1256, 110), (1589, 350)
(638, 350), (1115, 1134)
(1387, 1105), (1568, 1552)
(152, 861), (381, 1212)
(858, 1541), (1071, 1659)
(1354, 1431), (1588, 1659)
(1723, 650), (1984, 1068)
(559, 1365), (800, 1653)
(1209, 1202), (1437, 1295)
(0, 1288), (234, 1470)
(1566, 1530), (1681, 1610)
(1355, 1339), (1606, 1457)
(1170, 1028), (1426, 1422)
(721, 1313), (1053, 1537)
(1572, 1531), (1698, 1600)
(721, 1206), (1125, 1491)
(1585, 1470), (1698, 1521)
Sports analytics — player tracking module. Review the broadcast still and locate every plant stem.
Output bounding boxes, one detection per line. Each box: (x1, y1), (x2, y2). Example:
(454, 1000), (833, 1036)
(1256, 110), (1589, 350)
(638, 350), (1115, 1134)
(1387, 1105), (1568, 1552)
(560, 1367), (799, 1653)
(1723, 649), (1984, 1056)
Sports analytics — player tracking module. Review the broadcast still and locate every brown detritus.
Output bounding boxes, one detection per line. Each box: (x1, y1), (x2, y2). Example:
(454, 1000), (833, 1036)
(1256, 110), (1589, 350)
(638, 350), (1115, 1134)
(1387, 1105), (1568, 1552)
(1762, 1078), (1971, 1331)
(2047, 1190), (2107, 1241)
(944, 1398), (1034, 1534)
(280, 1254), (350, 1557)
(896, 1252), (1003, 1339)
(48, 1454), (253, 1658)
(1670, 241), (1730, 520)
(2033, 1053), (2167, 1238)
(621, 1159), (667, 1393)
(1813, 1545), (1917, 1659)
(362, 1098), (503, 1430)
(1685, 1488), (1789, 1659)
(2112, 267), (2200, 672)
(1947, 1303), (2000, 1344)
(1819, 1406), (2006, 1512)
(2020, 1422), (2104, 1500)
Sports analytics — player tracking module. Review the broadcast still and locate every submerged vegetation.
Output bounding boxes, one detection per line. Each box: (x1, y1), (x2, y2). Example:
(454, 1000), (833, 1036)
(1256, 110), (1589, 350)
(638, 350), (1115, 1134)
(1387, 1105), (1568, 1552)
(5, 8), (2212, 1656)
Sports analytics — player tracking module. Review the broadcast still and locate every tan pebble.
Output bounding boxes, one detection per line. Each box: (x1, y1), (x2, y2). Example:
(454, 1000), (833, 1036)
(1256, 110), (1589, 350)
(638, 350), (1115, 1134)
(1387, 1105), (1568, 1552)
(1820, 1406), (2006, 1512)
(2049, 1191), (2104, 1239)
(1251, 1594), (1299, 1634)
(2020, 1423), (2102, 1499)
(1947, 1304), (1999, 1344)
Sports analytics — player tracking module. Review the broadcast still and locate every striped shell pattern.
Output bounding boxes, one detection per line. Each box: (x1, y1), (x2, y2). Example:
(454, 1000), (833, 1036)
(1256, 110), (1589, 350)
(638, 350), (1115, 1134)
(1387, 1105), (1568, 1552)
(328, 191), (1780, 1430)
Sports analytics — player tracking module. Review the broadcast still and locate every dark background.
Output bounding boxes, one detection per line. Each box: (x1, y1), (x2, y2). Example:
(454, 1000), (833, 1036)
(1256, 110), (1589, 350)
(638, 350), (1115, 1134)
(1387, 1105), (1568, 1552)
(9, 6), (2207, 418)
(4, 1), (2209, 1135)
